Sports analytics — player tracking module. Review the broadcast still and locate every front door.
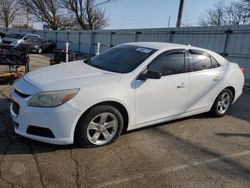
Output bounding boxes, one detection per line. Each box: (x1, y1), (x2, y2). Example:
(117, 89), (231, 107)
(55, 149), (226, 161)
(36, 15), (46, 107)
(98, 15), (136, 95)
(135, 49), (190, 125)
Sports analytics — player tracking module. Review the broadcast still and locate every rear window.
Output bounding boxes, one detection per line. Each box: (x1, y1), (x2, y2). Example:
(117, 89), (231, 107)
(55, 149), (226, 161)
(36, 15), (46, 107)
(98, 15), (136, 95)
(85, 45), (157, 73)
(188, 50), (220, 72)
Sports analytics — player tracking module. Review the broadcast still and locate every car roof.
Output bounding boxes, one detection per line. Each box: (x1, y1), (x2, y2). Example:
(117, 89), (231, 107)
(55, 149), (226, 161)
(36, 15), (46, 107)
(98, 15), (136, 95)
(124, 42), (216, 52)
(25, 34), (40, 37)
(123, 42), (229, 65)
(124, 42), (188, 50)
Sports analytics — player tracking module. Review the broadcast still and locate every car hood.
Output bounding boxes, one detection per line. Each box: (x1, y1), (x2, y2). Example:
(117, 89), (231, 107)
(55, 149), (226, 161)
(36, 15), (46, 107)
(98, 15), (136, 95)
(23, 60), (122, 91)
(2, 38), (18, 42)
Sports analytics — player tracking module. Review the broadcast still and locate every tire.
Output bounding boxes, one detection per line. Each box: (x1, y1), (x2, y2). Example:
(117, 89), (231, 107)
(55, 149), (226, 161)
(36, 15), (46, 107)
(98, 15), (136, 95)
(210, 88), (233, 117)
(75, 105), (124, 147)
(37, 48), (43, 54)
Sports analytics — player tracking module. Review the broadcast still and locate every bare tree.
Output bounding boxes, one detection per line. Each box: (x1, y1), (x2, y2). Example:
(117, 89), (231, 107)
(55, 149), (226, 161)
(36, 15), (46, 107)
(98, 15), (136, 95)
(12, 23), (33, 29)
(226, 1), (250, 25)
(0, 0), (19, 28)
(62, 0), (108, 30)
(199, 1), (227, 26)
(199, 0), (250, 26)
(243, 0), (250, 18)
(16, 0), (31, 28)
(19, 0), (73, 30)
(198, 17), (209, 26)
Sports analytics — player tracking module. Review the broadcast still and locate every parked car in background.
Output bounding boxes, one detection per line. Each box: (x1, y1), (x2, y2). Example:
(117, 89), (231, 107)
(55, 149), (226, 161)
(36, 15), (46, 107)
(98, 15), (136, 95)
(10, 42), (244, 147)
(2, 33), (40, 46)
(0, 44), (30, 83)
(19, 37), (56, 54)
(0, 32), (5, 43)
(0, 31), (5, 38)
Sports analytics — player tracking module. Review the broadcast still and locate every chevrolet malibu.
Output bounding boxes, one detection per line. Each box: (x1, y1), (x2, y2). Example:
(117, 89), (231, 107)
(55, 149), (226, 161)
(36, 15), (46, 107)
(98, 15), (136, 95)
(10, 42), (244, 147)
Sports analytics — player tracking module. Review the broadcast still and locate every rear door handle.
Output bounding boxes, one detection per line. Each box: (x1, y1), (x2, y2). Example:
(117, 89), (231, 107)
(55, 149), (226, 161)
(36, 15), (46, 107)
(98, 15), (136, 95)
(177, 83), (185, 89)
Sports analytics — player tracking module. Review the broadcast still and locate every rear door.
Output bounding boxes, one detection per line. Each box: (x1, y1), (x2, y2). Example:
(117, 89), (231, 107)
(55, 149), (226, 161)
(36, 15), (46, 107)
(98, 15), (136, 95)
(187, 50), (223, 111)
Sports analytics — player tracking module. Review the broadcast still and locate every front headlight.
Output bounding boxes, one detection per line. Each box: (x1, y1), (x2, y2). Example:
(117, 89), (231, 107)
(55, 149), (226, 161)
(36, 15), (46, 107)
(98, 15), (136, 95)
(34, 45), (39, 48)
(28, 89), (79, 107)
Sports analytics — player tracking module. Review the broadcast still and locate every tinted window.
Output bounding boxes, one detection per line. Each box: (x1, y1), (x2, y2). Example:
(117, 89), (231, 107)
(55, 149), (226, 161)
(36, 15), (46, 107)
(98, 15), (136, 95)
(188, 52), (211, 71)
(149, 51), (185, 76)
(24, 35), (35, 41)
(84, 45), (156, 73)
(211, 56), (220, 68)
(27, 37), (42, 43)
(188, 51), (220, 72)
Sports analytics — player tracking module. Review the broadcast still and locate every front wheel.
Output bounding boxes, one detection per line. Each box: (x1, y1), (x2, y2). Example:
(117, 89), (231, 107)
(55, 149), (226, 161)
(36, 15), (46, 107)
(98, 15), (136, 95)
(75, 105), (124, 147)
(37, 48), (43, 54)
(210, 89), (233, 117)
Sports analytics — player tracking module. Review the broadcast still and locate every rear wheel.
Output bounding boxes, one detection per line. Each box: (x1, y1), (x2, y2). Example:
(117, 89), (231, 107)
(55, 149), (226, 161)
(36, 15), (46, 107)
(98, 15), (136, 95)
(75, 105), (124, 147)
(210, 89), (233, 117)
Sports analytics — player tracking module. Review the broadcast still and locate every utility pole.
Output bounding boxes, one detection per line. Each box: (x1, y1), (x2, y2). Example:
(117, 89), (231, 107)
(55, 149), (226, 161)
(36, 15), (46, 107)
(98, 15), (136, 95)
(176, 0), (185, 28)
(168, 16), (171, 28)
(26, 6), (29, 28)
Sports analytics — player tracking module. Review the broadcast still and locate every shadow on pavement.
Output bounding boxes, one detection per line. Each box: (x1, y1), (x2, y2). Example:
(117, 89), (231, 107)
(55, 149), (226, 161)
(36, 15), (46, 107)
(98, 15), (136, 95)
(228, 90), (250, 123)
(150, 128), (250, 181)
(216, 133), (250, 138)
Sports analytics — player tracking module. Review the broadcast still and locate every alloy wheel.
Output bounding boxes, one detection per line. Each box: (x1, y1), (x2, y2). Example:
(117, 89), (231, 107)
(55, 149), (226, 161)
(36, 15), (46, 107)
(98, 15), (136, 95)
(217, 92), (231, 114)
(86, 112), (118, 145)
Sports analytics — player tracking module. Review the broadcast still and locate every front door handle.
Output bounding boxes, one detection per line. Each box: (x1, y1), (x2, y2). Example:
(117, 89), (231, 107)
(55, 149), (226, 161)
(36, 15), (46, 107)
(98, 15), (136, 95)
(177, 83), (185, 89)
(213, 76), (221, 81)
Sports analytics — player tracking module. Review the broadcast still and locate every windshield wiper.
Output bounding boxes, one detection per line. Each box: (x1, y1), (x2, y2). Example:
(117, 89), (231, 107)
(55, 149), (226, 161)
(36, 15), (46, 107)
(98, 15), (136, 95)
(83, 58), (91, 64)
(83, 58), (108, 71)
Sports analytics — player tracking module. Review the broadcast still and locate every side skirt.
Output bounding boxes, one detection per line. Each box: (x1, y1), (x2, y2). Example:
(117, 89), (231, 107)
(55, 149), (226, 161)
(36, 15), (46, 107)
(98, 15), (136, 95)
(127, 107), (210, 131)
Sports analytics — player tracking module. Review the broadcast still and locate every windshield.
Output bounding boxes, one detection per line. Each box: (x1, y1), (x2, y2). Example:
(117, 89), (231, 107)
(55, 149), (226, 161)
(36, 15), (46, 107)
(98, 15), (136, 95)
(84, 45), (156, 73)
(6, 34), (25, 39)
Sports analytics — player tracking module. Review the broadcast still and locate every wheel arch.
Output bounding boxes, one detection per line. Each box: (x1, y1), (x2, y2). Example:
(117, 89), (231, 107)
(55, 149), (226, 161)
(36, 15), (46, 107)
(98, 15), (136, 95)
(209, 86), (235, 110)
(225, 86), (235, 101)
(74, 100), (129, 142)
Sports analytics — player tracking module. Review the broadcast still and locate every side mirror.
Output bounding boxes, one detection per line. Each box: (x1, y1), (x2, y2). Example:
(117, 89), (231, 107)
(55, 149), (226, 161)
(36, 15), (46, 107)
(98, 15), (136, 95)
(138, 70), (161, 80)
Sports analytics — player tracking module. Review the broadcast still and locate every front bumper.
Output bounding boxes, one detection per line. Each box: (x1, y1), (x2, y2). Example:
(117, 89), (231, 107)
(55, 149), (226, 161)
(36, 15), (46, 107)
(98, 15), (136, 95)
(10, 88), (81, 145)
(28, 47), (39, 53)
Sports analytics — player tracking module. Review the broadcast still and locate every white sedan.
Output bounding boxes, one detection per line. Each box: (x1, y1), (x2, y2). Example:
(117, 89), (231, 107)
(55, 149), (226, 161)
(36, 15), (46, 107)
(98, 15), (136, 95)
(10, 42), (244, 147)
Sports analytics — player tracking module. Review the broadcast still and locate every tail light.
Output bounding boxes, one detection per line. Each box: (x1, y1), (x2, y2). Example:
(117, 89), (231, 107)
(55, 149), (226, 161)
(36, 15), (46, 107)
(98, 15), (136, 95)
(240, 67), (245, 74)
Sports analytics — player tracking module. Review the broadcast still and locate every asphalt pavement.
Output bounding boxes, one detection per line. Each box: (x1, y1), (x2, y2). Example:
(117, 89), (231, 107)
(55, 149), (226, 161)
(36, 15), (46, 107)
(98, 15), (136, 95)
(0, 54), (249, 188)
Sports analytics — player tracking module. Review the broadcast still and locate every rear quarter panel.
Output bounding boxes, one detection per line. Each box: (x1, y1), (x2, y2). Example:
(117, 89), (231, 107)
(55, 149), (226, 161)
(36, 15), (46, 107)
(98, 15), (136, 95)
(223, 62), (244, 103)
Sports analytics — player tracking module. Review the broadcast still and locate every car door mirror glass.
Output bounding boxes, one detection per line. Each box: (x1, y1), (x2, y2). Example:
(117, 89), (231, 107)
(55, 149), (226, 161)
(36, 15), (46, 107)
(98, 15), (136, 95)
(138, 70), (161, 80)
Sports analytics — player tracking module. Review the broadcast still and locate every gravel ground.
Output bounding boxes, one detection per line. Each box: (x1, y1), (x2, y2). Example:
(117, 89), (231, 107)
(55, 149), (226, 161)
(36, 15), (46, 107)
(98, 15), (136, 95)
(0, 54), (250, 188)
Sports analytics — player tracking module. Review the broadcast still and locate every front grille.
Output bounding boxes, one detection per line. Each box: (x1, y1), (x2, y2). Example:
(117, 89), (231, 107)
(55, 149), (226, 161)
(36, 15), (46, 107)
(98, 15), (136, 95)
(27, 126), (55, 138)
(15, 89), (30, 98)
(11, 101), (20, 116)
(2, 41), (12, 44)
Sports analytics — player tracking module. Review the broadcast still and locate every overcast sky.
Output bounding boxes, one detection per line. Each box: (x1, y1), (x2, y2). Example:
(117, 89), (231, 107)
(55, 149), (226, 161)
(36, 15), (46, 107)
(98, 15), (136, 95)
(96, 0), (233, 29)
